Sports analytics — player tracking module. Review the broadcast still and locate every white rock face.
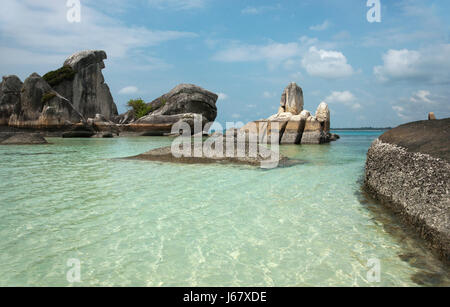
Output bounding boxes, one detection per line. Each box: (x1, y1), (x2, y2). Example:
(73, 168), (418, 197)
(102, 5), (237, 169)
(268, 112), (293, 121)
(300, 110), (311, 119)
(315, 102), (330, 132)
(279, 82), (304, 115)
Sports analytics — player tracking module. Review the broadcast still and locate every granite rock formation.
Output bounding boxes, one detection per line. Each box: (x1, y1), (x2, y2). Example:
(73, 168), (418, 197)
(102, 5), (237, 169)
(239, 82), (335, 145)
(364, 118), (450, 261)
(116, 84), (218, 136)
(51, 50), (118, 120)
(0, 75), (22, 126)
(8, 73), (84, 129)
(0, 50), (119, 133)
(279, 82), (304, 114)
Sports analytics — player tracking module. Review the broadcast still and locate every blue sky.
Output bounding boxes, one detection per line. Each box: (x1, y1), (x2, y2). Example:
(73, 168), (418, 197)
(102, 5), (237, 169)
(1, 0), (449, 127)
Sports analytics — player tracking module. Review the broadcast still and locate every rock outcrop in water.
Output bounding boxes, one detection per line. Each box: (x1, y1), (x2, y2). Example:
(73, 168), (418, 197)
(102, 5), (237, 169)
(364, 118), (450, 261)
(239, 82), (336, 145)
(8, 73), (84, 129)
(116, 84), (218, 136)
(0, 133), (48, 145)
(0, 50), (119, 133)
(0, 75), (22, 126)
(51, 50), (118, 120)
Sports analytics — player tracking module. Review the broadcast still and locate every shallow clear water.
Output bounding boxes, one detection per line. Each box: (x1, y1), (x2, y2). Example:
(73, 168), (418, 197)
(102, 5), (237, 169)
(0, 131), (448, 286)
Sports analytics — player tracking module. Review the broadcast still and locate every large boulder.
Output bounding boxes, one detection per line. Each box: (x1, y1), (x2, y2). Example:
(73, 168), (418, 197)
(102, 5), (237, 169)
(365, 118), (450, 261)
(150, 84), (218, 122)
(0, 75), (22, 125)
(8, 73), (84, 129)
(301, 116), (328, 144)
(279, 82), (304, 115)
(50, 50), (118, 120)
(315, 102), (330, 132)
(238, 120), (287, 144)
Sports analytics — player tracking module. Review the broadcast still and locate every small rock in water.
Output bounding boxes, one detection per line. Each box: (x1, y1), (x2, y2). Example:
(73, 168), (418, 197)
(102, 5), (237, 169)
(0, 133), (48, 145)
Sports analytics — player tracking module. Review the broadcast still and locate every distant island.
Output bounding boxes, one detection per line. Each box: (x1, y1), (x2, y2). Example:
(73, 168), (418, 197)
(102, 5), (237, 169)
(331, 127), (392, 131)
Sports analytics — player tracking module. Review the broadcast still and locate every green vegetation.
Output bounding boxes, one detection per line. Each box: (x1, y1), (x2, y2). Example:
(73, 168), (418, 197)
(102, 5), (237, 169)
(127, 98), (153, 119)
(43, 65), (76, 87)
(41, 92), (57, 104)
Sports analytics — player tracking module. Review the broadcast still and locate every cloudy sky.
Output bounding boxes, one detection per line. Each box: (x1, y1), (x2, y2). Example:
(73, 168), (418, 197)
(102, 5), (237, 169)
(1, 0), (449, 127)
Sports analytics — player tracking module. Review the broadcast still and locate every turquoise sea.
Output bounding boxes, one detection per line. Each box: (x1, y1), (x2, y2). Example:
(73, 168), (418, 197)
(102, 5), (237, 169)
(0, 131), (448, 286)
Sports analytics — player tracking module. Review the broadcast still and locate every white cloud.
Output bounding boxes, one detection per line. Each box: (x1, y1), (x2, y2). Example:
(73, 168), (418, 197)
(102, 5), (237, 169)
(325, 91), (361, 110)
(212, 42), (302, 63)
(119, 86), (139, 95)
(410, 90), (434, 104)
(147, 0), (206, 10)
(301, 47), (354, 79)
(391, 89), (450, 121)
(263, 91), (276, 99)
(241, 5), (280, 15)
(231, 113), (241, 119)
(0, 0), (197, 72)
(310, 20), (330, 31)
(217, 93), (228, 100)
(374, 45), (450, 83)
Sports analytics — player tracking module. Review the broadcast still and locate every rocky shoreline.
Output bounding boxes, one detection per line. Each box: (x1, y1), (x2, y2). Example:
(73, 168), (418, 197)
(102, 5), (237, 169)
(364, 118), (450, 261)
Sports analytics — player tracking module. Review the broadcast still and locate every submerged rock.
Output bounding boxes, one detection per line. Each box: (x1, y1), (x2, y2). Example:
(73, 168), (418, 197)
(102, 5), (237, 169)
(127, 142), (301, 168)
(364, 118), (450, 261)
(0, 133), (48, 145)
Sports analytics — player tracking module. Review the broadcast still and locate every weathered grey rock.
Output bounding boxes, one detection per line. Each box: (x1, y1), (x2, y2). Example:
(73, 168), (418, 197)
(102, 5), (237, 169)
(279, 82), (303, 115)
(150, 84), (218, 122)
(365, 119), (450, 261)
(299, 110), (311, 119)
(428, 112), (437, 120)
(62, 124), (96, 138)
(127, 143), (299, 169)
(0, 133), (48, 145)
(87, 113), (119, 135)
(239, 120), (287, 144)
(280, 118), (306, 144)
(0, 75), (22, 125)
(315, 102), (330, 132)
(53, 50), (118, 120)
(8, 73), (83, 129)
(124, 113), (208, 136)
(268, 112), (293, 121)
(301, 116), (328, 144)
(114, 110), (135, 125)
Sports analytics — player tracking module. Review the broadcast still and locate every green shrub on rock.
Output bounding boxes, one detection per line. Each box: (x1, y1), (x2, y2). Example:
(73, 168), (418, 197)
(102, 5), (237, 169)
(41, 92), (57, 104)
(43, 65), (76, 87)
(127, 98), (153, 119)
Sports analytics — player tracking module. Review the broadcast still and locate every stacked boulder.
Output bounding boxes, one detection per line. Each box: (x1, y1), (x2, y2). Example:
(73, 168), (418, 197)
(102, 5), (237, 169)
(240, 82), (333, 144)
